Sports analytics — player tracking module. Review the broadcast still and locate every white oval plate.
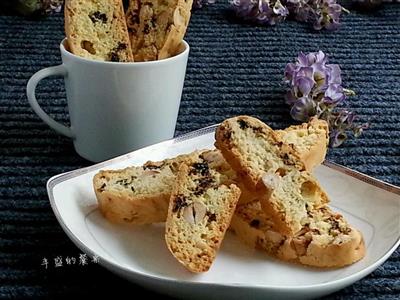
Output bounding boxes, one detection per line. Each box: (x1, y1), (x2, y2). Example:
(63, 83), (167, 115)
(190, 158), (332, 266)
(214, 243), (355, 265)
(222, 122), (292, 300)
(47, 125), (400, 300)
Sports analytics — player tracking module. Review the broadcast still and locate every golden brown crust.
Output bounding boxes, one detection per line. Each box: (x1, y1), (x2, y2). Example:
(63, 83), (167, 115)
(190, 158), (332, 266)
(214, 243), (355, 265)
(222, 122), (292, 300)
(95, 189), (170, 224)
(231, 202), (366, 268)
(94, 169), (170, 224)
(296, 228), (365, 267)
(65, 0), (133, 62)
(92, 152), (198, 225)
(299, 140), (326, 171)
(276, 117), (329, 171)
(125, 0), (193, 61)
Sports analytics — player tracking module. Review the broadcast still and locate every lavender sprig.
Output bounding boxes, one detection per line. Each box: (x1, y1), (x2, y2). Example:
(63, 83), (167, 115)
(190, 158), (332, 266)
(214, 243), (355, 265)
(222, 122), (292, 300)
(285, 51), (369, 147)
(230, 0), (289, 26)
(286, 0), (348, 30)
(230, 0), (348, 30)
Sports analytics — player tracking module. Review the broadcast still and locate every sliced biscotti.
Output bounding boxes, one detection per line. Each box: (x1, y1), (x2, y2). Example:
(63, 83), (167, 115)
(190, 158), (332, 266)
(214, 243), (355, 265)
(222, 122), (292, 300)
(93, 152), (198, 225)
(276, 117), (329, 171)
(125, 0), (193, 61)
(65, 0), (133, 62)
(231, 201), (365, 268)
(94, 149), (239, 224)
(94, 118), (329, 225)
(215, 115), (305, 190)
(165, 156), (241, 272)
(215, 115), (329, 235)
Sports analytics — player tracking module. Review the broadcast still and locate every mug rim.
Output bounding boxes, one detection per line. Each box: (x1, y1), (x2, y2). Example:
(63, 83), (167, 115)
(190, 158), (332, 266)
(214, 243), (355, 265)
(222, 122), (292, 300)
(60, 38), (189, 66)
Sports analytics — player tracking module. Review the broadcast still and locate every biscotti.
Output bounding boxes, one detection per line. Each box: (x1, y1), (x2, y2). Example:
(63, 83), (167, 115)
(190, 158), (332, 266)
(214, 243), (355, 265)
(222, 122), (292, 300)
(125, 0), (193, 61)
(215, 116), (329, 235)
(94, 150), (234, 224)
(65, 0), (134, 62)
(93, 152), (198, 224)
(165, 156), (241, 272)
(94, 119), (329, 225)
(276, 117), (328, 171)
(231, 201), (365, 268)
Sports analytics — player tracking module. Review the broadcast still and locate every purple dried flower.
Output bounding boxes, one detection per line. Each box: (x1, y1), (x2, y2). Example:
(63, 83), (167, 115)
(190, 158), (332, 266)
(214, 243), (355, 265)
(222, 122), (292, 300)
(326, 63), (342, 85)
(230, 0), (289, 25)
(324, 110), (369, 147)
(285, 51), (333, 86)
(284, 50), (344, 108)
(312, 0), (343, 30)
(330, 129), (347, 148)
(285, 0), (348, 30)
(290, 96), (317, 121)
(193, 0), (216, 9)
(230, 0), (348, 30)
(322, 83), (345, 105)
(273, 0), (290, 15)
(285, 51), (368, 147)
(296, 76), (315, 97)
(285, 0), (312, 22)
(231, 0), (348, 30)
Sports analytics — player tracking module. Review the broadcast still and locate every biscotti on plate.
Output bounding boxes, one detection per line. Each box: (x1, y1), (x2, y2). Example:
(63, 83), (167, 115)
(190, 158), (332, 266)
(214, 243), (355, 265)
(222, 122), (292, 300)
(215, 115), (329, 235)
(125, 0), (193, 61)
(165, 155), (241, 272)
(93, 150), (237, 224)
(276, 117), (328, 171)
(93, 115), (366, 272)
(93, 118), (329, 225)
(231, 201), (365, 268)
(93, 152), (198, 224)
(65, 0), (134, 62)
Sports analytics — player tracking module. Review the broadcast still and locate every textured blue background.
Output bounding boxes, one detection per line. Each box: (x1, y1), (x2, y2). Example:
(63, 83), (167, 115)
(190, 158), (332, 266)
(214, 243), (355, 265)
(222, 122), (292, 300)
(0, 2), (399, 299)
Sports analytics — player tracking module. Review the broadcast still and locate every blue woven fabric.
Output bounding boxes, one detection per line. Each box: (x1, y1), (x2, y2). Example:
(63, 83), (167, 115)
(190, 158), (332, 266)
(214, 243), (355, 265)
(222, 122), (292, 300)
(0, 2), (399, 299)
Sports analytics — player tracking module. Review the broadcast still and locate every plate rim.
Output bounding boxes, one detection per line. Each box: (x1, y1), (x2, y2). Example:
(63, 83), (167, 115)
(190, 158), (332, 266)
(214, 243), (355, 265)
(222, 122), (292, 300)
(46, 124), (400, 291)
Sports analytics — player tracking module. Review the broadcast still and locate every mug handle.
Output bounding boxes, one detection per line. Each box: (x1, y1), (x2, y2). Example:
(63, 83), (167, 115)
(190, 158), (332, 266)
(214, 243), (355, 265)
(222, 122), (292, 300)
(26, 65), (75, 138)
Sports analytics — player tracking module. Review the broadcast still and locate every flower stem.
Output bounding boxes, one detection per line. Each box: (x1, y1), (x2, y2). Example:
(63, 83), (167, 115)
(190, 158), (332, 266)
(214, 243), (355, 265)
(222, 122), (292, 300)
(342, 7), (351, 14)
(343, 88), (356, 96)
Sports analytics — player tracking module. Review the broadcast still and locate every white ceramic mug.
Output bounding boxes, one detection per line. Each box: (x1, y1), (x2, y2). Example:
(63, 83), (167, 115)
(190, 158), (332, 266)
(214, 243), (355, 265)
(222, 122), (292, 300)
(27, 38), (189, 162)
